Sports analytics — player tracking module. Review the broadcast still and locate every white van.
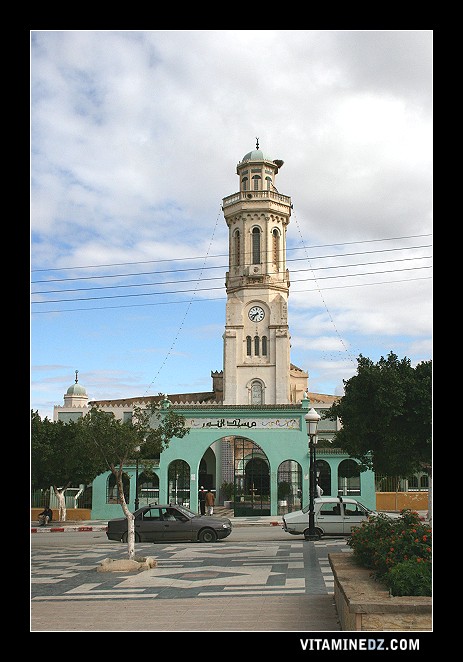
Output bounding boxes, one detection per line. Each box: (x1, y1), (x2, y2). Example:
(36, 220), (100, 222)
(282, 496), (381, 539)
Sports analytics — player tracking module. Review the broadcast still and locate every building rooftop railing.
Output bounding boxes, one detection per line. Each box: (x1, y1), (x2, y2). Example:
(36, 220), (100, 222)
(223, 190), (291, 207)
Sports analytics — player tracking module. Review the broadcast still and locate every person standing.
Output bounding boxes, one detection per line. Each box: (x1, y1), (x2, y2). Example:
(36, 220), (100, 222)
(198, 486), (206, 515)
(205, 489), (215, 515)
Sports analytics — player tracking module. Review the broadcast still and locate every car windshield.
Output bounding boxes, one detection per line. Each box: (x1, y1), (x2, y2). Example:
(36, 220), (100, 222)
(174, 505), (197, 519)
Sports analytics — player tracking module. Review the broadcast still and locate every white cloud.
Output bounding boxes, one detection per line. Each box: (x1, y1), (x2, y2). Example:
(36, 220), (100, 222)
(31, 30), (432, 419)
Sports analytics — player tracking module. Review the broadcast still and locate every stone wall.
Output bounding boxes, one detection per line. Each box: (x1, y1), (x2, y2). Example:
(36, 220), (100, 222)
(329, 553), (432, 631)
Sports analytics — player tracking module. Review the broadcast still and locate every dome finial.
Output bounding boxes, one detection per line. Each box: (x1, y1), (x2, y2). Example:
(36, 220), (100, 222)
(75, 369), (79, 384)
(255, 137), (259, 150)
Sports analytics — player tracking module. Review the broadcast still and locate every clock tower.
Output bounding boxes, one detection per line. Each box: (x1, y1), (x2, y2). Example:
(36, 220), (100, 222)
(221, 143), (293, 405)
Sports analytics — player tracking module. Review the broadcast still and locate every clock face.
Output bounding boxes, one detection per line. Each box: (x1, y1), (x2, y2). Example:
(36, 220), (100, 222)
(248, 305), (265, 322)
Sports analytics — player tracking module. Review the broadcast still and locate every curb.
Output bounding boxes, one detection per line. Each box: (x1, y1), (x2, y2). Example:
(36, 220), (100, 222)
(31, 525), (108, 533)
(31, 520), (283, 533)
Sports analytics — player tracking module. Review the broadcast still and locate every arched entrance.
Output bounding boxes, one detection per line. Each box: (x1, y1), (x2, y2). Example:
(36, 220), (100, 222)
(233, 437), (270, 516)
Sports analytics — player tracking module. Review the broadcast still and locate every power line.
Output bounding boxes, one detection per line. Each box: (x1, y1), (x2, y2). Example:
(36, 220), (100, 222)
(31, 232), (432, 274)
(31, 276), (431, 315)
(31, 243), (432, 285)
(32, 255), (432, 295)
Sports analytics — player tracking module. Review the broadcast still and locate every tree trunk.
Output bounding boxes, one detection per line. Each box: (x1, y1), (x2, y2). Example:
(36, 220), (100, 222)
(116, 472), (136, 560)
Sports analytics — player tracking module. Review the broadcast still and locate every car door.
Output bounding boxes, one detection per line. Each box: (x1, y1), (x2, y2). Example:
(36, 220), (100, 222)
(342, 502), (369, 534)
(135, 507), (166, 542)
(160, 507), (195, 541)
(316, 500), (344, 535)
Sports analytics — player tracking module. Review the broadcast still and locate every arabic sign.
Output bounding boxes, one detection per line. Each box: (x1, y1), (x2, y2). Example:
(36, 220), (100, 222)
(186, 418), (300, 430)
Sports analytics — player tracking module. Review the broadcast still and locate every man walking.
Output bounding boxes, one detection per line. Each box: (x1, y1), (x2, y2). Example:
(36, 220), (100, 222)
(205, 489), (215, 515)
(198, 486), (206, 515)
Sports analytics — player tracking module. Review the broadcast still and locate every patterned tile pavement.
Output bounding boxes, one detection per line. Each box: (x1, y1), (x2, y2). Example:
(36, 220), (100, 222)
(32, 539), (349, 600)
(31, 539), (350, 631)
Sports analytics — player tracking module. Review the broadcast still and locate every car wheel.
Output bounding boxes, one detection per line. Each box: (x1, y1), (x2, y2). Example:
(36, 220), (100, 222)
(199, 528), (218, 543)
(121, 532), (141, 543)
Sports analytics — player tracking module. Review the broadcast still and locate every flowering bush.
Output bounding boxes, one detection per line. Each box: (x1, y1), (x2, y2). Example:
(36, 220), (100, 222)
(348, 509), (432, 596)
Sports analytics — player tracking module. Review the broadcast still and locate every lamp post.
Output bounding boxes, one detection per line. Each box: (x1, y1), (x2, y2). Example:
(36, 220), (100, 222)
(304, 407), (321, 541)
(134, 445), (141, 511)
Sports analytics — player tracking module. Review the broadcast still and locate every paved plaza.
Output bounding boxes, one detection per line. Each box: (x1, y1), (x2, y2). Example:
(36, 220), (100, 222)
(31, 538), (349, 632)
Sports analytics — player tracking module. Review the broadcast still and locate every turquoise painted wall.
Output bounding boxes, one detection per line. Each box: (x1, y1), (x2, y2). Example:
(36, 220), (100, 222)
(91, 402), (376, 520)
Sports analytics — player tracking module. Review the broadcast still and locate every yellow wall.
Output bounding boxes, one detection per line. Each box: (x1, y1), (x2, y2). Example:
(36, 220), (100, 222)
(31, 508), (92, 522)
(376, 492), (428, 512)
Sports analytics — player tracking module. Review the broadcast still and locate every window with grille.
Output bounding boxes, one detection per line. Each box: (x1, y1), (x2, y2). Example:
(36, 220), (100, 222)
(246, 336), (252, 355)
(251, 381), (264, 404)
(262, 335), (267, 356)
(252, 227), (261, 264)
(272, 228), (280, 270)
(234, 230), (240, 266)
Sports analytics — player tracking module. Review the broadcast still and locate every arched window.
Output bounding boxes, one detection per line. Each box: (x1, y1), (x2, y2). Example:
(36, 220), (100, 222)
(107, 472), (130, 504)
(315, 459), (331, 496)
(265, 176), (272, 190)
(251, 380), (264, 404)
(338, 459), (361, 496)
(246, 336), (252, 356)
(138, 472), (159, 506)
(252, 175), (261, 191)
(262, 335), (267, 356)
(234, 230), (240, 266)
(241, 177), (248, 191)
(277, 460), (303, 514)
(168, 460), (190, 507)
(272, 228), (280, 270)
(254, 335), (260, 355)
(252, 227), (261, 264)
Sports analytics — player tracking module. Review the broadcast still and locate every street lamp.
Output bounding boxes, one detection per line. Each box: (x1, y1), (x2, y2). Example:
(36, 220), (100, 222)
(304, 407), (321, 541)
(134, 445), (141, 511)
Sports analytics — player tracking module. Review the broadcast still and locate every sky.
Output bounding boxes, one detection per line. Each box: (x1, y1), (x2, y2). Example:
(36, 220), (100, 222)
(30, 30), (433, 420)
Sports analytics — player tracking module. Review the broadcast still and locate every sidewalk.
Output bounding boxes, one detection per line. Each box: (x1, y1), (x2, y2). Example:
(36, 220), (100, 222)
(31, 506), (284, 533)
(31, 507), (428, 533)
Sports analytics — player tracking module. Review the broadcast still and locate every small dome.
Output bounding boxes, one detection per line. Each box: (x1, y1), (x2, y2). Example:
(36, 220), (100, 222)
(66, 383), (87, 396)
(240, 149), (273, 163)
(66, 370), (87, 396)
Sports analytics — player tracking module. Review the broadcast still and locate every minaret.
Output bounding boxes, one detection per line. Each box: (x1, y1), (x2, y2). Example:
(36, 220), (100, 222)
(221, 142), (292, 405)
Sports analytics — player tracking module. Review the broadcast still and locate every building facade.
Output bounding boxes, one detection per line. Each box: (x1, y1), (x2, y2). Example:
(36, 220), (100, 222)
(53, 145), (378, 518)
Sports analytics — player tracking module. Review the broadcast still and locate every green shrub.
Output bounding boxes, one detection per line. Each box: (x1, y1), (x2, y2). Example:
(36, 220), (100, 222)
(348, 509), (432, 596)
(221, 482), (234, 500)
(386, 558), (431, 596)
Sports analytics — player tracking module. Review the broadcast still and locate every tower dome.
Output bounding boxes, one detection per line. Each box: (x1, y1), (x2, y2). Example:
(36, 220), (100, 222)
(66, 382), (87, 396)
(240, 148), (274, 163)
(63, 370), (88, 406)
(240, 138), (273, 163)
